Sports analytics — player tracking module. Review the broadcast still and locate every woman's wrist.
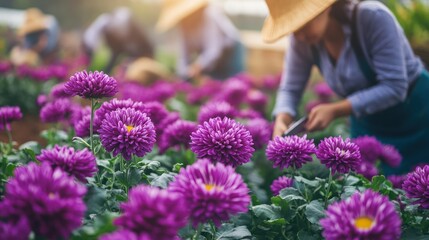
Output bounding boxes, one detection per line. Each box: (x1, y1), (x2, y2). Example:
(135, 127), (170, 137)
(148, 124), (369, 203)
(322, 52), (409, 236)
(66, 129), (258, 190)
(276, 113), (294, 126)
(332, 100), (353, 118)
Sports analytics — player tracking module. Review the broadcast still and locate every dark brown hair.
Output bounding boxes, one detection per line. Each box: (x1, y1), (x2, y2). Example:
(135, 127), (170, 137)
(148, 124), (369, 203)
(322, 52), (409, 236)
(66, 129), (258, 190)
(330, 0), (357, 24)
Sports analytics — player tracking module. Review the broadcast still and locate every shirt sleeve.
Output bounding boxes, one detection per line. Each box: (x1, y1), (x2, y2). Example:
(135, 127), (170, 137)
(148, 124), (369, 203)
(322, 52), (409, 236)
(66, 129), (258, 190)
(347, 4), (408, 117)
(83, 14), (109, 51)
(176, 31), (189, 78)
(272, 36), (314, 118)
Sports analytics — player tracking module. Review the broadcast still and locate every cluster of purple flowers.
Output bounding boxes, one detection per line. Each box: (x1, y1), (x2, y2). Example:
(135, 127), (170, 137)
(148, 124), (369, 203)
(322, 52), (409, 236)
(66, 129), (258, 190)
(0, 106), (22, 130)
(159, 119), (197, 153)
(0, 163), (87, 239)
(270, 176), (293, 195)
(403, 165), (429, 208)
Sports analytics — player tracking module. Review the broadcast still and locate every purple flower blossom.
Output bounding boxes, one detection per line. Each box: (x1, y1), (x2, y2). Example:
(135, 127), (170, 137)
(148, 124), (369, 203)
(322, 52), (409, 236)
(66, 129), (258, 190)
(388, 175), (406, 189)
(119, 81), (175, 103)
(0, 163), (87, 239)
(40, 98), (72, 123)
(270, 176), (293, 196)
(356, 161), (378, 180)
(314, 82), (335, 102)
(0, 216), (31, 240)
(99, 108), (156, 160)
(246, 90), (268, 113)
(245, 118), (272, 149)
(100, 230), (151, 240)
(143, 101), (169, 128)
(380, 144), (402, 168)
(114, 185), (188, 240)
(266, 135), (316, 169)
(320, 190), (401, 240)
(403, 165), (429, 208)
(0, 106), (22, 126)
(65, 70), (118, 98)
(191, 117), (254, 167)
(198, 101), (237, 124)
(37, 145), (97, 182)
(186, 80), (222, 104)
(37, 94), (48, 107)
(169, 159), (250, 226)
(159, 120), (197, 153)
(316, 137), (361, 174)
(352, 136), (383, 163)
(0, 61), (12, 74)
(51, 82), (74, 98)
(95, 98), (146, 132)
(262, 74), (281, 90)
(213, 78), (250, 107)
(156, 112), (181, 142)
(238, 109), (264, 119)
(29, 66), (52, 82)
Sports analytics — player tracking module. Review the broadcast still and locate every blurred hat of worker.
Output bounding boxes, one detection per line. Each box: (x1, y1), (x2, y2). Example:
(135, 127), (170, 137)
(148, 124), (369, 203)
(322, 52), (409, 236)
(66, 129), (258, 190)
(261, 0), (336, 43)
(156, 0), (209, 32)
(10, 46), (39, 66)
(18, 8), (49, 37)
(125, 57), (170, 85)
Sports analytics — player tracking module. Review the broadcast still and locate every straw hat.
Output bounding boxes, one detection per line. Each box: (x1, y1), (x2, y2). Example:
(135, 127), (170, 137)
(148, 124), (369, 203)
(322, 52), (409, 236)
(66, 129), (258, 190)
(156, 0), (209, 32)
(10, 46), (40, 66)
(18, 8), (49, 36)
(125, 58), (170, 85)
(262, 0), (336, 43)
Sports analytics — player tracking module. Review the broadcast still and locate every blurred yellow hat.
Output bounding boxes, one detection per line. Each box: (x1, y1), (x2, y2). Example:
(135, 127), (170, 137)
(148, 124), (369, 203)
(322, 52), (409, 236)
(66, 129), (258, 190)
(125, 58), (170, 85)
(156, 0), (209, 32)
(262, 0), (336, 43)
(18, 8), (49, 36)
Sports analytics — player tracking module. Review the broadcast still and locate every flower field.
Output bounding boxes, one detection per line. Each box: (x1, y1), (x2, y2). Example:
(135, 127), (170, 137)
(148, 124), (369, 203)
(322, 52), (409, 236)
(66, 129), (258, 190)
(1, 64), (429, 240)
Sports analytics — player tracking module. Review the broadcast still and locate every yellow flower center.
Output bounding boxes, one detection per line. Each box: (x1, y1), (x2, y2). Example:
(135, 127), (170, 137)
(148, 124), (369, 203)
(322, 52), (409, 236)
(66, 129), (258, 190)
(354, 217), (374, 230)
(126, 125), (134, 133)
(204, 184), (223, 192)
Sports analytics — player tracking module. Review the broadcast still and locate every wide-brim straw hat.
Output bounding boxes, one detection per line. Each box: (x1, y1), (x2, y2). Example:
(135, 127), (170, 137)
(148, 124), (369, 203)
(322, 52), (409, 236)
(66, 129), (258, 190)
(18, 8), (49, 36)
(262, 0), (336, 43)
(125, 57), (170, 85)
(156, 0), (209, 32)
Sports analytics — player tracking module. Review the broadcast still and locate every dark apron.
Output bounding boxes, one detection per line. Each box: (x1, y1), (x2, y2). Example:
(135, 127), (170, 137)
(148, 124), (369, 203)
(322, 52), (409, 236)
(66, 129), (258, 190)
(350, 70), (429, 175)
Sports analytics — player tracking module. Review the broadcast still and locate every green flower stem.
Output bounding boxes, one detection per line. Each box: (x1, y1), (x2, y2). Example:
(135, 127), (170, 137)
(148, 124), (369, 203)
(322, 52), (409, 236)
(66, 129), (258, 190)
(4, 123), (13, 148)
(90, 98), (95, 153)
(193, 224), (203, 240)
(325, 169), (333, 207)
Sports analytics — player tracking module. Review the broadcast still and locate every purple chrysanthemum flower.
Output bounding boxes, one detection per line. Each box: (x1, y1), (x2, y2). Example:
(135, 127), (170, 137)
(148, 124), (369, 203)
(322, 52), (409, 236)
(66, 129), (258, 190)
(316, 137), (361, 174)
(0, 60), (12, 73)
(246, 90), (268, 113)
(238, 109), (264, 119)
(380, 144), (402, 168)
(29, 67), (52, 82)
(388, 175), (406, 189)
(156, 112), (181, 142)
(186, 80), (222, 104)
(356, 161), (378, 180)
(352, 136), (383, 163)
(119, 82), (175, 103)
(266, 135), (316, 169)
(169, 159), (250, 226)
(37, 94), (48, 107)
(99, 108), (156, 160)
(0, 216), (31, 240)
(40, 98), (73, 123)
(65, 70), (118, 98)
(37, 145), (97, 182)
(0, 106), (22, 126)
(403, 165), (429, 208)
(314, 82), (335, 102)
(320, 190), (401, 240)
(198, 101), (237, 124)
(94, 98), (146, 132)
(262, 74), (281, 90)
(113, 185), (188, 240)
(159, 120), (197, 154)
(0, 163), (87, 239)
(100, 230), (151, 240)
(270, 176), (293, 196)
(51, 82), (74, 98)
(245, 118), (272, 149)
(213, 79), (249, 107)
(190, 117), (254, 167)
(143, 101), (169, 128)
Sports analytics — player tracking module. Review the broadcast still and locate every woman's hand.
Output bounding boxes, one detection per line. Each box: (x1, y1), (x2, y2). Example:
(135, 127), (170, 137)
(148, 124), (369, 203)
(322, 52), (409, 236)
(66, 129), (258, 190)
(306, 100), (353, 132)
(273, 113), (294, 138)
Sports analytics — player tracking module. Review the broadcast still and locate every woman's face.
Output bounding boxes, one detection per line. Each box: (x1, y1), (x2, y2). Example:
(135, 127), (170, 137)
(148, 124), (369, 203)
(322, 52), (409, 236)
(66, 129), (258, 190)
(294, 7), (331, 44)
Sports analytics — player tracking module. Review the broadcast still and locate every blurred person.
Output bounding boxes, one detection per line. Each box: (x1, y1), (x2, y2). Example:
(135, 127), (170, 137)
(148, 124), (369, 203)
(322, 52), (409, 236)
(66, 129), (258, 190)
(82, 7), (154, 74)
(15, 8), (60, 65)
(125, 57), (171, 85)
(266, 0), (429, 174)
(156, 0), (245, 80)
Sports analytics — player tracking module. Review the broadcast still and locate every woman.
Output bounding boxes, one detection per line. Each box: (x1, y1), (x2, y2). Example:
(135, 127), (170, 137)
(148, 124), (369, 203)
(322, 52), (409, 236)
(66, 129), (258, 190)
(156, 0), (245, 80)
(18, 8), (60, 64)
(266, 0), (429, 174)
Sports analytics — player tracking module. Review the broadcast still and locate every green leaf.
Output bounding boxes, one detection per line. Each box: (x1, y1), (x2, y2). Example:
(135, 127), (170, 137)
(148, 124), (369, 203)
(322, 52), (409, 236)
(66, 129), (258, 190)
(371, 175), (388, 191)
(294, 176), (320, 188)
(341, 186), (358, 199)
(305, 200), (326, 225)
(19, 141), (41, 153)
(297, 230), (319, 240)
(173, 163), (183, 173)
(344, 175), (360, 186)
(252, 204), (281, 220)
(84, 186), (107, 216)
(215, 226), (252, 240)
(150, 173), (176, 189)
(128, 167), (142, 187)
(279, 187), (306, 202)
